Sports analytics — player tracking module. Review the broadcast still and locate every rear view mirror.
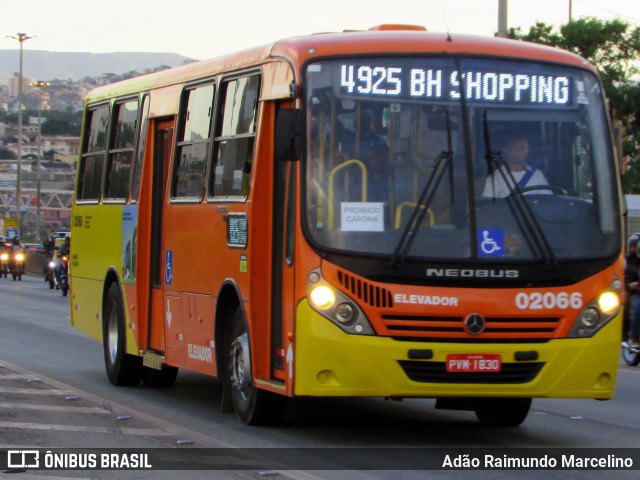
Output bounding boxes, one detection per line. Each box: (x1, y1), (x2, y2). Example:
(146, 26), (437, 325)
(275, 109), (303, 162)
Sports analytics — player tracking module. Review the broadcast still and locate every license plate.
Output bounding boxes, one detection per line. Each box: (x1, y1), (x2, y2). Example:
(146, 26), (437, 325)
(446, 353), (502, 372)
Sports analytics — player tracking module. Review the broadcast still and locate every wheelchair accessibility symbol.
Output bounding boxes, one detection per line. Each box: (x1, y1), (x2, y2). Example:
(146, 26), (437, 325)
(477, 228), (505, 257)
(165, 250), (173, 285)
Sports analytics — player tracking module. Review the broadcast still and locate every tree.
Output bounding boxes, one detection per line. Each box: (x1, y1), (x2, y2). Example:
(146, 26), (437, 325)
(508, 18), (640, 192)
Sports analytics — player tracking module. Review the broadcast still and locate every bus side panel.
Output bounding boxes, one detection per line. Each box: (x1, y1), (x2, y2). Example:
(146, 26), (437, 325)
(181, 293), (217, 375)
(71, 203), (139, 355)
(163, 293), (184, 366)
(70, 277), (104, 342)
(162, 202), (225, 376)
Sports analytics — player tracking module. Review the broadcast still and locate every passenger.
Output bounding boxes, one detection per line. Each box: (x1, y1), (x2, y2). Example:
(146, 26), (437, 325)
(337, 111), (388, 160)
(365, 143), (391, 202)
(482, 136), (548, 198)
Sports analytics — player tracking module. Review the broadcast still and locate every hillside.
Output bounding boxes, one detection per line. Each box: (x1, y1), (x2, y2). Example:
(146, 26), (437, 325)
(0, 50), (194, 81)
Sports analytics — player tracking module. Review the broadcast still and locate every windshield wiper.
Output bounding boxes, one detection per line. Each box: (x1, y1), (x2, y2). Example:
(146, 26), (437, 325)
(482, 111), (558, 268)
(389, 111), (454, 267)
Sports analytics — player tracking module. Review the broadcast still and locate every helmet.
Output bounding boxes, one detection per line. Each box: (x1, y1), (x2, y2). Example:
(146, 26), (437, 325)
(12, 236), (20, 244)
(630, 233), (640, 250)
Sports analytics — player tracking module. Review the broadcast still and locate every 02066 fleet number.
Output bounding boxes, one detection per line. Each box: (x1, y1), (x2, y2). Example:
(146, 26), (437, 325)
(515, 292), (583, 310)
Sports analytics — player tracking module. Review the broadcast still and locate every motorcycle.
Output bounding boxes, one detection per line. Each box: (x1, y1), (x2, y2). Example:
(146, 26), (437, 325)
(0, 251), (9, 278)
(55, 253), (69, 296)
(10, 250), (26, 281)
(622, 340), (640, 366)
(46, 257), (55, 289)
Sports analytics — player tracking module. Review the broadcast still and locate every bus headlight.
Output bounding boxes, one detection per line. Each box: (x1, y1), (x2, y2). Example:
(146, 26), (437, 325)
(569, 277), (621, 338)
(309, 285), (336, 310)
(306, 268), (374, 335)
(335, 302), (356, 324)
(578, 307), (599, 328)
(597, 291), (619, 315)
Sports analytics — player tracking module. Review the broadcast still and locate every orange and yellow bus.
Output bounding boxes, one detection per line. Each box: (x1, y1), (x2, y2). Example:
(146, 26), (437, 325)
(71, 25), (624, 427)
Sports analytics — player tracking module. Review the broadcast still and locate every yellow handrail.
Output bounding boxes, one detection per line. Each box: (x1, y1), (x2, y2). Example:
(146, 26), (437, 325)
(327, 159), (368, 229)
(394, 201), (435, 229)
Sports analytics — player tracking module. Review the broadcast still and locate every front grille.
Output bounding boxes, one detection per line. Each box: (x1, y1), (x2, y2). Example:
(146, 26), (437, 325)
(337, 271), (393, 308)
(398, 360), (544, 384)
(382, 314), (560, 342)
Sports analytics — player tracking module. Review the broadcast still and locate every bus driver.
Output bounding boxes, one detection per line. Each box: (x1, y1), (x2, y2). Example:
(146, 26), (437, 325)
(482, 135), (548, 198)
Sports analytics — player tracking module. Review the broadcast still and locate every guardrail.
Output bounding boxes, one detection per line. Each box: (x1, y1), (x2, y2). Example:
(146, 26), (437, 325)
(26, 253), (48, 276)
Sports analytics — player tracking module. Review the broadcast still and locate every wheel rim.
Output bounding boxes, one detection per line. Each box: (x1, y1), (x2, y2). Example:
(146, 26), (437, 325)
(230, 332), (252, 401)
(107, 305), (119, 365)
(622, 346), (639, 365)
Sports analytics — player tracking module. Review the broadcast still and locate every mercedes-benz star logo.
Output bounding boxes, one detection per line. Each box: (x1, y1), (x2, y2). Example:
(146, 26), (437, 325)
(464, 313), (486, 335)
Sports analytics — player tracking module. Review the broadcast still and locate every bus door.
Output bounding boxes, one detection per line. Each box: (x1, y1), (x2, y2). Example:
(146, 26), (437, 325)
(141, 117), (174, 358)
(270, 108), (298, 393)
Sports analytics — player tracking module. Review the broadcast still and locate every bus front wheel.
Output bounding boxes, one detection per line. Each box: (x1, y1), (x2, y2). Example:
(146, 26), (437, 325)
(103, 283), (142, 386)
(227, 307), (286, 425)
(474, 398), (531, 427)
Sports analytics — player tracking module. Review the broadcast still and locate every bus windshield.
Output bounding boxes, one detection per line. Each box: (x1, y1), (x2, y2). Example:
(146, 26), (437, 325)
(304, 57), (619, 263)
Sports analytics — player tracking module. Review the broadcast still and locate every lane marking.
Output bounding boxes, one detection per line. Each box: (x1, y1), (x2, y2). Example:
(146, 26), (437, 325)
(0, 360), (323, 480)
(0, 386), (71, 395)
(0, 374), (42, 380)
(0, 421), (175, 436)
(0, 402), (111, 414)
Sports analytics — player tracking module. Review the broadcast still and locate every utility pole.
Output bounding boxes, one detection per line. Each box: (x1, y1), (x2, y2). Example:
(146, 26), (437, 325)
(32, 81), (50, 240)
(497, 0), (508, 38)
(569, 0), (573, 22)
(7, 33), (33, 236)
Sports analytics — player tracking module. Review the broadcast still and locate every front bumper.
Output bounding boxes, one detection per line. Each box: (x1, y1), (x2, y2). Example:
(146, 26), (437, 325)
(294, 301), (619, 399)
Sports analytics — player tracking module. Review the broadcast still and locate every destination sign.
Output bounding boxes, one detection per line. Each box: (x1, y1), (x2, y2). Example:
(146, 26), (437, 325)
(338, 63), (573, 106)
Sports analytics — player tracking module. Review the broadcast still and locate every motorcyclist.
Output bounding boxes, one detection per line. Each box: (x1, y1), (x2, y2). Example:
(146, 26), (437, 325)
(11, 236), (24, 251)
(624, 233), (640, 349)
(0, 240), (11, 276)
(42, 233), (56, 282)
(10, 236), (26, 275)
(53, 236), (70, 286)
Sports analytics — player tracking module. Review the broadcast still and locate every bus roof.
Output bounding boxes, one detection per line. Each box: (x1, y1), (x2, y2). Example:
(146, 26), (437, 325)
(85, 26), (594, 103)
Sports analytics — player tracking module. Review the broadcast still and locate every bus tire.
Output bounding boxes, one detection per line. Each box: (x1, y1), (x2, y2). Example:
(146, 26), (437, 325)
(142, 365), (179, 388)
(475, 398), (531, 427)
(227, 306), (286, 425)
(103, 282), (142, 386)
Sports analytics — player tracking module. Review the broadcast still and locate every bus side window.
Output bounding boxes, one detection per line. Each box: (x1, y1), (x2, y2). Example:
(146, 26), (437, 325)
(104, 99), (138, 201)
(130, 94), (149, 202)
(77, 105), (109, 201)
(210, 74), (260, 198)
(172, 83), (214, 200)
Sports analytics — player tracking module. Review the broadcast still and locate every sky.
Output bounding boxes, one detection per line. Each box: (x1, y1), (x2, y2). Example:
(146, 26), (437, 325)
(1, 0), (639, 61)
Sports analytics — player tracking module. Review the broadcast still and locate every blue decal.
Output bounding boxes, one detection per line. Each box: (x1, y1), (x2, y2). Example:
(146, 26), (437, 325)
(477, 228), (505, 257)
(165, 250), (173, 285)
(122, 204), (138, 284)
